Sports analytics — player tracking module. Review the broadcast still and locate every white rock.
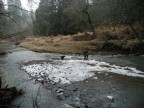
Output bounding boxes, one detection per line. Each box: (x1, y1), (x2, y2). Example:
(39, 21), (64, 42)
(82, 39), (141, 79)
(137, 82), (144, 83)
(93, 77), (98, 80)
(56, 89), (64, 93)
(107, 96), (113, 100)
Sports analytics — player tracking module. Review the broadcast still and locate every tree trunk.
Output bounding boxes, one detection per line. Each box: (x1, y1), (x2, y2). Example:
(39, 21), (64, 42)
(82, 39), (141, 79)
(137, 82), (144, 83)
(83, 0), (96, 38)
(0, 77), (1, 89)
(85, 11), (96, 37)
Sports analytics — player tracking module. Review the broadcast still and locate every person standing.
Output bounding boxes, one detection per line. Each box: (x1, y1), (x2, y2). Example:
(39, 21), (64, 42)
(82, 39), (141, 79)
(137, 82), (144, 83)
(83, 48), (89, 60)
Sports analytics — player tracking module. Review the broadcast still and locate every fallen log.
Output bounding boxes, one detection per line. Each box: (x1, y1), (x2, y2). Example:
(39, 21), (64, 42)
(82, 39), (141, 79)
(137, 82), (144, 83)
(0, 78), (24, 107)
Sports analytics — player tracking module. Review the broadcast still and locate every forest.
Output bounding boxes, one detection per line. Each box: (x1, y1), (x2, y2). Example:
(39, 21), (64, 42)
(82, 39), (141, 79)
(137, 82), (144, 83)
(34, 0), (144, 36)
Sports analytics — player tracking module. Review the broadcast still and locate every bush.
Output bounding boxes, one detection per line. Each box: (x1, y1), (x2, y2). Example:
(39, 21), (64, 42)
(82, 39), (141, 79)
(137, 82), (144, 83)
(122, 40), (144, 53)
(101, 41), (122, 51)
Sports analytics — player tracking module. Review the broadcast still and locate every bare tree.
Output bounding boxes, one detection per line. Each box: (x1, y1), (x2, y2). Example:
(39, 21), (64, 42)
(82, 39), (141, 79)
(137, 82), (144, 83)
(82, 0), (96, 37)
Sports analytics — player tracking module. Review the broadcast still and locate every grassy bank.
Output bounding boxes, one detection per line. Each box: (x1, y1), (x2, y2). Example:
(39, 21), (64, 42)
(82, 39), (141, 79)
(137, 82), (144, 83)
(20, 35), (95, 54)
(20, 24), (144, 55)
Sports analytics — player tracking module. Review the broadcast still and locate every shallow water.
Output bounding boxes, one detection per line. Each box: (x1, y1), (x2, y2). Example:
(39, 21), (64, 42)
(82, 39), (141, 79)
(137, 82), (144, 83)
(0, 43), (144, 108)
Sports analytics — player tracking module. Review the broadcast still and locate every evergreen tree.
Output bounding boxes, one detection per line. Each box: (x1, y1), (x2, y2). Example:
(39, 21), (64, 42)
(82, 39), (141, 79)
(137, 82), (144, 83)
(34, 0), (144, 36)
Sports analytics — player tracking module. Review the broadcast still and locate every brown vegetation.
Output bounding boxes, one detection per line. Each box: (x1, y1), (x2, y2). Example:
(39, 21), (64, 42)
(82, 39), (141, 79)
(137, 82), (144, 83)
(20, 24), (144, 55)
(0, 39), (8, 44)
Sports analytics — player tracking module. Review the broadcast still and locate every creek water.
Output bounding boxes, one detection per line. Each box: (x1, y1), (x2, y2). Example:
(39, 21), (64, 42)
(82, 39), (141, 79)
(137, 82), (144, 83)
(0, 43), (144, 108)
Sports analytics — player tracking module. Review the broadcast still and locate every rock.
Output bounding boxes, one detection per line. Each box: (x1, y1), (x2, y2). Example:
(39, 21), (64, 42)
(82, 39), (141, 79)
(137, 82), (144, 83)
(51, 82), (56, 85)
(84, 105), (90, 108)
(65, 94), (70, 98)
(93, 77), (98, 80)
(105, 73), (109, 76)
(73, 88), (78, 92)
(58, 92), (63, 95)
(56, 89), (64, 93)
(57, 95), (62, 101)
(0, 52), (7, 55)
(14, 42), (20, 45)
(107, 96), (114, 101)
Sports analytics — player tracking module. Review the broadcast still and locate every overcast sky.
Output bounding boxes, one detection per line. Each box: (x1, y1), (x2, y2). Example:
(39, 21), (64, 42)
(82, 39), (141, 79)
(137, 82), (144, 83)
(2, 0), (40, 11)
(21, 0), (40, 11)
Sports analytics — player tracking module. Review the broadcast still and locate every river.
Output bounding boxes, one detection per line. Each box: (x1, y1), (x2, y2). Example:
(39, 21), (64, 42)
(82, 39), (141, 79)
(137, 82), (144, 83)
(0, 43), (144, 108)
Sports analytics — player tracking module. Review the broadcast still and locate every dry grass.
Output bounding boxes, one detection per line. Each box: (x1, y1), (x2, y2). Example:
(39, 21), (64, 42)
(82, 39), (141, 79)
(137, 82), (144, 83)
(96, 23), (142, 35)
(20, 24), (144, 54)
(20, 35), (97, 54)
(96, 23), (143, 40)
(0, 38), (8, 44)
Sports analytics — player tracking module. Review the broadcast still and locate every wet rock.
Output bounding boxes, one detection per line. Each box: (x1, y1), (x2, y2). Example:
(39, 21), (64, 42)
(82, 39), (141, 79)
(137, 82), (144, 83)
(84, 105), (91, 108)
(0, 52), (7, 55)
(51, 82), (56, 85)
(14, 42), (20, 45)
(57, 95), (62, 101)
(73, 88), (78, 92)
(107, 96), (114, 101)
(62, 103), (73, 108)
(56, 89), (64, 93)
(64, 94), (70, 98)
(75, 107), (80, 108)
(105, 73), (109, 76)
(93, 77), (98, 80)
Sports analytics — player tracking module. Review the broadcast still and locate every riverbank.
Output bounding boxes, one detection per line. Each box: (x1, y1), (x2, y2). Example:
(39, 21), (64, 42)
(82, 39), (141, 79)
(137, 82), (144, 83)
(20, 34), (144, 55)
(0, 43), (144, 108)
(20, 24), (144, 55)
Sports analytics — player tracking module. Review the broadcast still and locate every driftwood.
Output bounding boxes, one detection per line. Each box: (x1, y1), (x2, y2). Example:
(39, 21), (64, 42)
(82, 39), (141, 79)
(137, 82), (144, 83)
(0, 78), (23, 107)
